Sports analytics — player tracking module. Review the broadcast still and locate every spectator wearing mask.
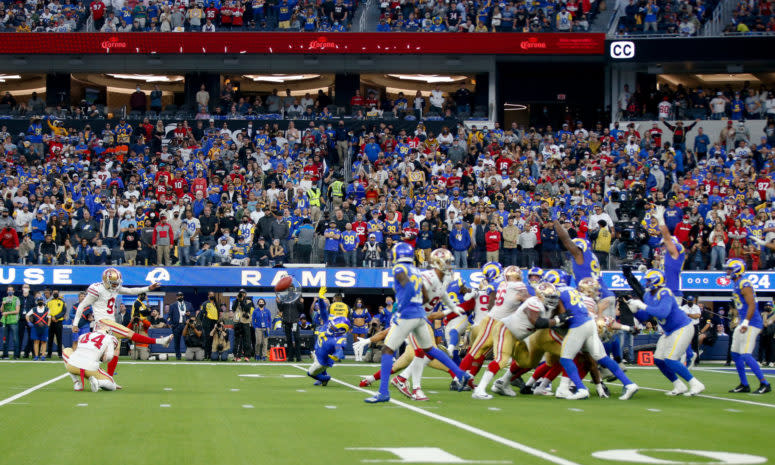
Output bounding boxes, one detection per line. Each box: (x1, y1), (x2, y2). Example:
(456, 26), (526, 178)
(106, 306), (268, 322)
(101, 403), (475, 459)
(0, 212), (20, 264)
(16, 284), (36, 358)
(252, 298), (272, 361)
(449, 220), (471, 268)
(590, 220), (613, 270)
(152, 213), (174, 266)
(183, 311), (205, 361)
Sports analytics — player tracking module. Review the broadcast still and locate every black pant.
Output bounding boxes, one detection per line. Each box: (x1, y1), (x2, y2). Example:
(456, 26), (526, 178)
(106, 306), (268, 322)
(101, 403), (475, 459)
(284, 322), (301, 362)
(17, 322), (32, 358)
(202, 318), (216, 358)
(233, 322), (252, 358)
(47, 320), (63, 357)
(171, 323), (184, 359)
(295, 243), (312, 263)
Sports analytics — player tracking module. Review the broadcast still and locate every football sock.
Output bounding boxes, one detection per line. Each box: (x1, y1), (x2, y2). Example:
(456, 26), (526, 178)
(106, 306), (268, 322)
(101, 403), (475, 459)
(665, 359), (694, 382)
(598, 356), (633, 385)
(560, 357), (585, 390)
(107, 356), (118, 376)
(373, 370), (382, 381)
(427, 347), (464, 378)
(470, 355), (486, 376)
(476, 370), (495, 394)
(524, 377), (536, 387)
(459, 353), (474, 372)
(409, 356), (425, 389)
(610, 338), (622, 362)
(684, 346), (694, 367)
(743, 354), (767, 383)
(732, 352), (748, 386)
(531, 362), (549, 380)
(546, 363), (564, 381)
(131, 333), (157, 345)
(654, 358), (678, 382)
(378, 353), (393, 397)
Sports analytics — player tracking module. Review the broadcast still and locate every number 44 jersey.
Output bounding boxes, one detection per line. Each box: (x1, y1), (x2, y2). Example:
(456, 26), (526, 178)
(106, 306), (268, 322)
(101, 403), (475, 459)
(68, 331), (119, 372)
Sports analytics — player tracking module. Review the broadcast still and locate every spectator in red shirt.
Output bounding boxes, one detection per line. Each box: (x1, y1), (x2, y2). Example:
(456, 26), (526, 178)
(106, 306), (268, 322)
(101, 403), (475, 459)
(152, 213), (175, 266)
(352, 213), (368, 245)
(155, 164), (172, 186)
(673, 215), (692, 245)
(0, 216), (20, 264)
(350, 90), (364, 109)
(484, 222), (502, 263)
(90, 0), (106, 31)
(220, 1), (233, 29)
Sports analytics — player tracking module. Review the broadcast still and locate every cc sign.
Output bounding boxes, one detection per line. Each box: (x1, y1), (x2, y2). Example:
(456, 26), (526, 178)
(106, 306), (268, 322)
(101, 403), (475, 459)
(610, 41), (635, 59)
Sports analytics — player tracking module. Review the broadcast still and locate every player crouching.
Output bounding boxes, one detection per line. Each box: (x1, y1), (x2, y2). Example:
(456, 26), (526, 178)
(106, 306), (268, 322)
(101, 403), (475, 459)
(307, 317), (350, 386)
(63, 322), (119, 392)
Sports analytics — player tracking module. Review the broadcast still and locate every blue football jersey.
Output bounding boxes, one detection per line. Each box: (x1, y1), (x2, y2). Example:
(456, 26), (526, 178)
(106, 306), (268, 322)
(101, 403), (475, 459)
(314, 333), (347, 368)
(559, 285), (591, 328)
(392, 263), (425, 319)
(641, 288), (691, 335)
(732, 278), (763, 329)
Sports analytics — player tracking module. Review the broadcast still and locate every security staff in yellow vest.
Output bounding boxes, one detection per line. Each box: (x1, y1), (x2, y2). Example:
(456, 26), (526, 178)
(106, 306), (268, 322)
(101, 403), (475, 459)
(590, 219), (612, 270)
(201, 291), (220, 360)
(46, 291), (66, 359)
(328, 177), (344, 209)
(308, 187), (323, 224)
(329, 293), (349, 320)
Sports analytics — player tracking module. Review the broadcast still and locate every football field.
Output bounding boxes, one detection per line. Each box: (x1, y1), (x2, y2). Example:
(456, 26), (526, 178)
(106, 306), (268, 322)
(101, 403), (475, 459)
(0, 360), (773, 465)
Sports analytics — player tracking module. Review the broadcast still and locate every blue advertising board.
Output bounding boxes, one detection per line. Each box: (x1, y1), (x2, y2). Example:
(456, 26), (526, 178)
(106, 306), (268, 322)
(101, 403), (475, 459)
(0, 265), (771, 292)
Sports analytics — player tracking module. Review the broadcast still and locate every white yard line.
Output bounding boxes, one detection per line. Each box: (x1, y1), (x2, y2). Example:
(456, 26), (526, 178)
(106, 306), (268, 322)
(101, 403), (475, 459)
(0, 374), (68, 407)
(289, 365), (582, 465)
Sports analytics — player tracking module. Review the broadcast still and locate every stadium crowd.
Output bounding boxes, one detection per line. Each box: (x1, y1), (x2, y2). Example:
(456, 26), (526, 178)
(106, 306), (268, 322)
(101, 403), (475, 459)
(615, 0), (719, 36)
(724, 0), (775, 33)
(0, 0), (358, 32)
(1, 83), (775, 274)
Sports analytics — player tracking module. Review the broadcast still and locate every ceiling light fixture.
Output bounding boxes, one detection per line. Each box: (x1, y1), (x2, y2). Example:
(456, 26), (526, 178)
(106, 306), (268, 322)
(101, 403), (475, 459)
(0, 74), (22, 83)
(106, 74), (184, 83)
(387, 74), (466, 83)
(242, 74), (321, 82)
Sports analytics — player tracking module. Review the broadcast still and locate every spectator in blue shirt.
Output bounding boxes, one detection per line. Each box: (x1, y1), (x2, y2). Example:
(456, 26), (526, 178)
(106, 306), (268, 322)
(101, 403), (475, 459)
(29, 211), (47, 247)
(364, 137), (381, 162)
(449, 220), (471, 268)
(324, 220), (341, 265)
(339, 223), (359, 267)
(694, 127), (710, 160)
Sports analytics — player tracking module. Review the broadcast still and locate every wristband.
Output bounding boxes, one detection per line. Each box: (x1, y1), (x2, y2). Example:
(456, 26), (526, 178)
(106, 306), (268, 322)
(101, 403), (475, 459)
(741, 319), (750, 327)
(442, 308), (453, 316)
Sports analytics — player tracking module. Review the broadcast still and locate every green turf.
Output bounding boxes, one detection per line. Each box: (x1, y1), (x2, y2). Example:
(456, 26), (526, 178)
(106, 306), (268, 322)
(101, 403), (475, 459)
(0, 360), (773, 465)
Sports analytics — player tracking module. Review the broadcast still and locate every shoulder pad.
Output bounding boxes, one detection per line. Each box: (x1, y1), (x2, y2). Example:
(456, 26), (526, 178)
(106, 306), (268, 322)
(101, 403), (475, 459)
(392, 264), (408, 276)
(657, 288), (674, 299)
(740, 278), (753, 289)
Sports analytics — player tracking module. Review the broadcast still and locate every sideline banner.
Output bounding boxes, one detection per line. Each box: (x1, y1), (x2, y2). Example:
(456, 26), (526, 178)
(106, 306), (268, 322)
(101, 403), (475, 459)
(0, 265), (770, 292)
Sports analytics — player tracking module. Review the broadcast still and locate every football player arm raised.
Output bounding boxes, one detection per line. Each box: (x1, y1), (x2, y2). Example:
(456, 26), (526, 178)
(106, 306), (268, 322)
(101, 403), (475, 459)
(553, 219), (583, 264)
(654, 205), (680, 259)
(71, 292), (98, 333)
(740, 285), (756, 333)
(117, 282), (160, 295)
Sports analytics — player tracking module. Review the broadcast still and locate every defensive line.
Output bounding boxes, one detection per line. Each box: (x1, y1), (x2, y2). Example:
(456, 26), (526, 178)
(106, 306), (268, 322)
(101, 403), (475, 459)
(289, 364), (583, 465)
(0, 374), (69, 408)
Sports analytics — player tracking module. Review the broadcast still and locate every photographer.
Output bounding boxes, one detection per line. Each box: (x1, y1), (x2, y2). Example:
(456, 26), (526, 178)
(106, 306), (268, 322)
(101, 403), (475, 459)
(128, 309), (152, 360)
(210, 320), (230, 361)
(201, 292), (220, 360)
(232, 289), (254, 362)
(182, 311), (205, 361)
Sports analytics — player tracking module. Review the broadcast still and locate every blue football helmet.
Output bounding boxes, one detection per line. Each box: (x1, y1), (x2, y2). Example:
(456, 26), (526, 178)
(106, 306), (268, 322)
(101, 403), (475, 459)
(483, 261), (503, 281)
(527, 267), (544, 284)
(641, 269), (665, 291)
(392, 242), (415, 265)
(542, 269), (571, 286)
(327, 316), (350, 337)
(572, 238), (590, 252)
(660, 236), (685, 255)
(724, 259), (745, 279)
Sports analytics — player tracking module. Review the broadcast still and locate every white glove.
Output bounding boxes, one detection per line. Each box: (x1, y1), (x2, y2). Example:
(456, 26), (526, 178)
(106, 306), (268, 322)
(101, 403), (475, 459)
(596, 383), (609, 399)
(352, 338), (370, 354)
(443, 306), (465, 317)
(652, 205), (665, 226)
(627, 299), (647, 312)
(452, 306), (465, 316)
(463, 290), (479, 301)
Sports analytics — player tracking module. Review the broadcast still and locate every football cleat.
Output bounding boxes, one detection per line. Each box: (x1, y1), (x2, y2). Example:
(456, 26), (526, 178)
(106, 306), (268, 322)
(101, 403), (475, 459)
(391, 376), (412, 398)
(567, 389), (590, 400)
(520, 384), (534, 395)
(73, 381), (84, 392)
(753, 383), (771, 395)
(492, 379), (517, 397)
(729, 384), (751, 393)
(555, 386), (572, 399)
(666, 381), (688, 396)
(364, 393), (390, 404)
(412, 388), (429, 401)
(89, 376), (100, 393)
(359, 377), (373, 388)
(159, 335), (174, 348)
(533, 385), (554, 396)
(510, 376), (526, 389)
(619, 384), (639, 400)
(471, 390), (493, 400)
(684, 379), (705, 397)
(454, 372), (474, 392)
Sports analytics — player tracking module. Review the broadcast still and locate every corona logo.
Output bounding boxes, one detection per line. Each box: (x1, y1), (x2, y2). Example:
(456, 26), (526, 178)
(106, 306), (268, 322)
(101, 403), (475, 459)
(145, 267), (171, 283)
(519, 37), (547, 50)
(101, 36), (127, 49)
(308, 36), (336, 50)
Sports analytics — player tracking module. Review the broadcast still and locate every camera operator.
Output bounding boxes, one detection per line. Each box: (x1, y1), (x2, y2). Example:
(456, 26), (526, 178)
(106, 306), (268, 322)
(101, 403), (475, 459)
(210, 319), (230, 361)
(232, 289), (254, 362)
(128, 308), (152, 360)
(182, 310), (205, 361)
(201, 292), (220, 360)
(363, 319), (384, 363)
